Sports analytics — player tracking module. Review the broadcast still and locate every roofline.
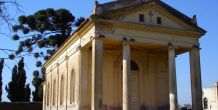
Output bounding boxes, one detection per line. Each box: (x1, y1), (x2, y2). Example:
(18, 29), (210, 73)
(157, 0), (206, 34)
(98, 0), (206, 34)
(99, 0), (117, 6)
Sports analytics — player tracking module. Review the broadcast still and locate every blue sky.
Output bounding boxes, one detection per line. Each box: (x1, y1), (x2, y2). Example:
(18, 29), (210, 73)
(0, 0), (217, 106)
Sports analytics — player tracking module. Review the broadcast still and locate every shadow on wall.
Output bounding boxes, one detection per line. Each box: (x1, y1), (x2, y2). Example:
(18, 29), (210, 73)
(157, 104), (169, 110)
(103, 105), (122, 110)
(103, 104), (169, 110)
(0, 102), (42, 110)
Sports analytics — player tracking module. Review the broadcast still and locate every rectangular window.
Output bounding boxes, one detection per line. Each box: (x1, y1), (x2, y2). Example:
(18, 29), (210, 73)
(139, 14), (144, 22)
(157, 17), (162, 25)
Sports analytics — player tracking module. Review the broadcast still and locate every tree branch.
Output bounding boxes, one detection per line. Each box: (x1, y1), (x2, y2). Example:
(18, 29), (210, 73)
(0, 0), (22, 30)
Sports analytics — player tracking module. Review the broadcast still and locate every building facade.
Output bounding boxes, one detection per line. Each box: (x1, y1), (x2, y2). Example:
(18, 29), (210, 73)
(42, 0), (206, 110)
(203, 83), (218, 110)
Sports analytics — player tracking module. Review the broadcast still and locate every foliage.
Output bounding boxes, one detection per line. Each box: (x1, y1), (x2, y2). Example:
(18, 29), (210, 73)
(5, 58), (31, 102)
(32, 70), (44, 102)
(0, 59), (4, 101)
(181, 107), (190, 110)
(10, 8), (85, 64)
(181, 104), (192, 110)
(24, 84), (31, 102)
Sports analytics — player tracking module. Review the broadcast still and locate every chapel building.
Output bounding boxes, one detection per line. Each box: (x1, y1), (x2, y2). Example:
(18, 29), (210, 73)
(42, 0), (206, 110)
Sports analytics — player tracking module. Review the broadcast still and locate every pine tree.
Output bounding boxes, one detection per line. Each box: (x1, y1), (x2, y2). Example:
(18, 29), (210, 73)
(0, 59), (4, 101)
(5, 58), (31, 102)
(10, 8), (85, 64)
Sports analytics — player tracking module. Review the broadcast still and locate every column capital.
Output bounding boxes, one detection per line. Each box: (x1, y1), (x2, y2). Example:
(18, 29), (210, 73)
(123, 40), (130, 46)
(76, 45), (82, 51)
(65, 56), (69, 60)
(168, 43), (178, 49)
(93, 34), (106, 40)
(190, 45), (201, 51)
(122, 37), (135, 43)
(122, 37), (135, 47)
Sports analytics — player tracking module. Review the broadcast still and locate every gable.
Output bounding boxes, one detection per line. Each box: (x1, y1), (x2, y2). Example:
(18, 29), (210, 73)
(106, 5), (195, 31)
(95, 1), (206, 34)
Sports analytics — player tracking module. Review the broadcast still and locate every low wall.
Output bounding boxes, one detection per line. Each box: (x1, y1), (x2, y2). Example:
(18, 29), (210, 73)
(0, 102), (42, 110)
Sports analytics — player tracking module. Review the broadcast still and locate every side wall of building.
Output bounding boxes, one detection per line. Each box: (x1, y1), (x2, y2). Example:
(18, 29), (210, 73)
(43, 21), (95, 110)
(203, 86), (218, 110)
(44, 50), (81, 110)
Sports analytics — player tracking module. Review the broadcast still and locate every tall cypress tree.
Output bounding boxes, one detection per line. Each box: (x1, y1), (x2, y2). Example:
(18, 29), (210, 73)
(5, 65), (18, 102)
(24, 84), (31, 102)
(0, 59), (4, 101)
(32, 70), (43, 102)
(17, 58), (27, 101)
(5, 58), (31, 102)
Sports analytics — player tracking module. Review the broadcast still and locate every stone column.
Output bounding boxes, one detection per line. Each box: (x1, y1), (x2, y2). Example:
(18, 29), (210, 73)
(91, 38), (103, 110)
(123, 41), (131, 110)
(168, 45), (178, 110)
(189, 47), (203, 110)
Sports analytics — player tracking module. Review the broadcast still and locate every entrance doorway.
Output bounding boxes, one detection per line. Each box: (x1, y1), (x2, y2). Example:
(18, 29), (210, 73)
(130, 60), (139, 110)
(117, 60), (140, 109)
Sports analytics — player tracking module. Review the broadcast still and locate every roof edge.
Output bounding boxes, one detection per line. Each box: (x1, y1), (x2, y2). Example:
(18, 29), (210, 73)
(95, 0), (206, 35)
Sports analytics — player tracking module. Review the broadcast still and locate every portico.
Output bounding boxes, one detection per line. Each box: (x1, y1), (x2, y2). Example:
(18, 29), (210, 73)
(89, 34), (203, 110)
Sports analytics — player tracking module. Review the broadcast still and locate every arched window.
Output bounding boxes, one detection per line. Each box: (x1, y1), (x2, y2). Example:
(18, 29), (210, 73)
(203, 98), (208, 109)
(47, 83), (50, 106)
(60, 75), (64, 105)
(131, 60), (139, 71)
(52, 80), (56, 105)
(70, 69), (75, 104)
(121, 60), (139, 71)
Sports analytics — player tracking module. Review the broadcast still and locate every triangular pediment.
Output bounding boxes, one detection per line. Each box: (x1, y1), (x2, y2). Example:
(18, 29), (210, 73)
(95, 1), (206, 34)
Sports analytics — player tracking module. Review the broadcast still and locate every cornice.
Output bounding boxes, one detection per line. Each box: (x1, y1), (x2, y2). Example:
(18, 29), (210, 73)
(95, 18), (204, 37)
